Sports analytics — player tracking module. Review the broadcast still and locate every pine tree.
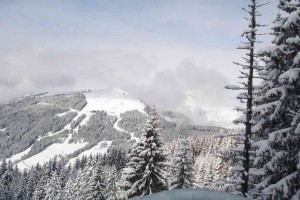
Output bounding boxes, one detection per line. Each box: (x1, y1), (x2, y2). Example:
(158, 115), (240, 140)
(0, 159), (7, 178)
(250, 1), (300, 199)
(15, 172), (28, 200)
(32, 171), (48, 200)
(106, 167), (123, 200)
(64, 173), (77, 200)
(44, 172), (63, 200)
(224, 0), (267, 197)
(120, 140), (144, 198)
(2, 160), (14, 200)
(0, 180), (5, 200)
(27, 165), (42, 200)
(120, 106), (167, 198)
(170, 138), (194, 189)
(65, 167), (92, 199)
(33, 180), (47, 200)
(85, 162), (106, 200)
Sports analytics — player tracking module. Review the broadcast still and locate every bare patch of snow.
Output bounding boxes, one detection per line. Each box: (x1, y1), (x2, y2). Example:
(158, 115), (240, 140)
(37, 102), (52, 106)
(16, 136), (87, 170)
(67, 140), (112, 166)
(57, 110), (73, 117)
(162, 116), (174, 123)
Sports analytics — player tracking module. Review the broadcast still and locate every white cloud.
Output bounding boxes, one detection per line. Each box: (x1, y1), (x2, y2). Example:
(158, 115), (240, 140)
(0, 0), (276, 127)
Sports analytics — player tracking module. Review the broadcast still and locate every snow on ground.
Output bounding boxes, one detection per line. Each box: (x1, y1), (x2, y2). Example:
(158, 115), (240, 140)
(162, 116), (174, 123)
(84, 88), (146, 117)
(57, 110), (73, 117)
(84, 89), (147, 141)
(16, 134), (87, 170)
(67, 140), (112, 166)
(129, 189), (248, 200)
(7, 145), (33, 163)
(37, 102), (52, 106)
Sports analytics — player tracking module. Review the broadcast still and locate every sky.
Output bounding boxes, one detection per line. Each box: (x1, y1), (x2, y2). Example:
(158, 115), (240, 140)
(0, 0), (277, 127)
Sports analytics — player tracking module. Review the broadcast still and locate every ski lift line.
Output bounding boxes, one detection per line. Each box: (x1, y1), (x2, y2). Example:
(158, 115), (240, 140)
(22, 160), (30, 168)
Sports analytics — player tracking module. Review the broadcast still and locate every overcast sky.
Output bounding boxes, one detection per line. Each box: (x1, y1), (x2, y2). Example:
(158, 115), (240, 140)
(0, 0), (277, 127)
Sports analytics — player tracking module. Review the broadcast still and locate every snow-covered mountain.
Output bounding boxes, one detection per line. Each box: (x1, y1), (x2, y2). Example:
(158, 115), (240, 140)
(0, 88), (229, 170)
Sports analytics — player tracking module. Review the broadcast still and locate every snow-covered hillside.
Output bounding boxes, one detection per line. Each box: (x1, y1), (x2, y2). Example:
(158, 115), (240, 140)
(4, 88), (148, 170)
(0, 88), (230, 172)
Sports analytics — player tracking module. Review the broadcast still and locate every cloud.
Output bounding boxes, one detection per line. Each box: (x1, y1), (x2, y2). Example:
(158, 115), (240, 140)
(0, 0), (277, 126)
(128, 59), (238, 127)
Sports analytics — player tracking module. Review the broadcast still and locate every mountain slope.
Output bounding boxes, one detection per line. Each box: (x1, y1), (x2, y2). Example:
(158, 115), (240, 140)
(0, 89), (230, 170)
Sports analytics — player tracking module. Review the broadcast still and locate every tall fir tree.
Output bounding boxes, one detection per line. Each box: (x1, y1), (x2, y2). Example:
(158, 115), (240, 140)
(44, 172), (63, 200)
(106, 167), (123, 200)
(250, 1), (300, 199)
(65, 166), (92, 199)
(2, 160), (14, 200)
(120, 106), (167, 198)
(85, 162), (106, 200)
(169, 138), (194, 189)
(120, 139), (144, 198)
(15, 171), (28, 200)
(225, 0), (267, 197)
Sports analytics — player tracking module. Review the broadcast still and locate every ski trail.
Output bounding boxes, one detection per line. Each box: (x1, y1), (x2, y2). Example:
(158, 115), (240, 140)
(113, 115), (140, 142)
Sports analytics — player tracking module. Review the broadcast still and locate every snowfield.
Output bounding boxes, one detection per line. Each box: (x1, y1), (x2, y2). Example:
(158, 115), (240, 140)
(129, 189), (248, 200)
(16, 134), (87, 170)
(83, 89), (146, 142)
(67, 140), (112, 166)
(85, 88), (147, 117)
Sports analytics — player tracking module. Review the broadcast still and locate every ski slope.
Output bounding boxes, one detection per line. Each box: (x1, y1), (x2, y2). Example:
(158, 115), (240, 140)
(84, 89), (146, 141)
(16, 134), (87, 170)
(67, 140), (113, 165)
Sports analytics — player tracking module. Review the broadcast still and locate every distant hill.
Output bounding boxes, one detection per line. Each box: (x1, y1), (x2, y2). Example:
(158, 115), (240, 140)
(0, 88), (229, 170)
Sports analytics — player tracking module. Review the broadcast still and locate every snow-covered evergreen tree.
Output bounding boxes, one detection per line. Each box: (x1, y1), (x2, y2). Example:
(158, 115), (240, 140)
(106, 167), (123, 200)
(0, 159), (7, 177)
(15, 172), (28, 200)
(44, 172), (63, 200)
(27, 165), (42, 200)
(65, 167), (91, 199)
(250, 1), (300, 199)
(2, 160), (14, 200)
(85, 162), (106, 200)
(119, 141), (144, 198)
(224, 0), (267, 196)
(170, 138), (194, 189)
(120, 106), (167, 198)
(32, 178), (47, 200)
